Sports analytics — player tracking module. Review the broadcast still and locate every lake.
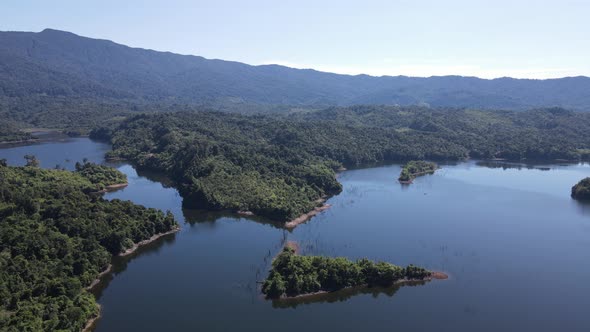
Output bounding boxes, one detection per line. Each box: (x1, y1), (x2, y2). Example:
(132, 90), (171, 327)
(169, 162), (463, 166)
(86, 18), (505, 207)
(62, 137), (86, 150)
(2, 138), (590, 331)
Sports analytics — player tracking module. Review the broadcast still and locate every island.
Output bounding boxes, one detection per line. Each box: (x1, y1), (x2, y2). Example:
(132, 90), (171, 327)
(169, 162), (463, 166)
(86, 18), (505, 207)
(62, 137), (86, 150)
(262, 245), (441, 299)
(571, 177), (590, 200)
(398, 160), (438, 183)
(0, 158), (178, 331)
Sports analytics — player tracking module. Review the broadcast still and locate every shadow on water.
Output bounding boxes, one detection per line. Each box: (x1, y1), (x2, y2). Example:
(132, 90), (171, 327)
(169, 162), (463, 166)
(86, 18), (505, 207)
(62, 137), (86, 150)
(475, 160), (581, 170)
(135, 168), (177, 188)
(90, 231), (179, 300)
(182, 209), (288, 230)
(574, 199), (590, 217)
(270, 280), (429, 309)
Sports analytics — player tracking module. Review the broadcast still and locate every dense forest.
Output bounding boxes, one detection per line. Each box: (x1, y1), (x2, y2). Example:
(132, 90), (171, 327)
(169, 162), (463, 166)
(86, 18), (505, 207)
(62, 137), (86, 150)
(0, 161), (177, 331)
(0, 95), (300, 141)
(0, 96), (160, 138)
(74, 161), (127, 190)
(262, 246), (431, 298)
(93, 106), (590, 221)
(93, 112), (345, 221)
(398, 160), (438, 183)
(571, 178), (590, 200)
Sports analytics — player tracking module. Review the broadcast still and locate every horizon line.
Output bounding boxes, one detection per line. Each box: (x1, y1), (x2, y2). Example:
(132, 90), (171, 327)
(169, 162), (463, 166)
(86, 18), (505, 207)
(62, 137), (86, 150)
(4, 27), (590, 81)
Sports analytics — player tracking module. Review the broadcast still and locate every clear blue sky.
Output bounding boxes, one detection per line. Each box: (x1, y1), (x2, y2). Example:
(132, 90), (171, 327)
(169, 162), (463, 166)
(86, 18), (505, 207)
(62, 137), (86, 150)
(2, 0), (589, 79)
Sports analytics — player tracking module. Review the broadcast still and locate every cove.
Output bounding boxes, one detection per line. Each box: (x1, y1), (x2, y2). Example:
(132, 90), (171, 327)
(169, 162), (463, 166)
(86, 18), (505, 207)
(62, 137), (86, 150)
(2, 138), (590, 331)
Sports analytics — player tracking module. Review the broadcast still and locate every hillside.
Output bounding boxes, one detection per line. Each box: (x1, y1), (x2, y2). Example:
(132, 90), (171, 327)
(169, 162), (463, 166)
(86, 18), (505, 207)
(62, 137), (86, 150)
(1, 28), (590, 116)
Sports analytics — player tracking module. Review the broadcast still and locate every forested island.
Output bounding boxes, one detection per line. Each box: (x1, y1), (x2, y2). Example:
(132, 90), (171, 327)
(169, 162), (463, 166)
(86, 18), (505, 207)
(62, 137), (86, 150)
(571, 178), (590, 200)
(91, 106), (590, 222)
(262, 246), (433, 299)
(0, 160), (178, 331)
(398, 160), (438, 183)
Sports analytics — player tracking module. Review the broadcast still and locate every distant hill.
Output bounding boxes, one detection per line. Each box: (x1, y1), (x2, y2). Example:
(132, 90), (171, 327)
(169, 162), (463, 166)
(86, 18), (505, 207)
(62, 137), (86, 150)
(1, 28), (590, 111)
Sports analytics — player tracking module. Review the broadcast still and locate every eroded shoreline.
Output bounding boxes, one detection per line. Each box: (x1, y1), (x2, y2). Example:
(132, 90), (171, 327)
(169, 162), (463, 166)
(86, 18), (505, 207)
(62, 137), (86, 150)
(86, 265), (113, 291)
(81, 305), (101, 332)
(119, 226), (180, 257)
(285, 201), (332, 229)
(94, 182), (129, 194)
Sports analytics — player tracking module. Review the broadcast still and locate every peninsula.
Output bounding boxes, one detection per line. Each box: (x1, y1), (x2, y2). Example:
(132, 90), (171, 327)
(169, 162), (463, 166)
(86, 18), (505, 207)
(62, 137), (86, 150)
(398, 160), (438, 184)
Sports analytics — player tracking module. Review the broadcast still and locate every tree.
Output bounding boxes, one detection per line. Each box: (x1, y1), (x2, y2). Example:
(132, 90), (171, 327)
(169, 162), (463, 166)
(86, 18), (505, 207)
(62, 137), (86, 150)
(24, 155), (39, 167)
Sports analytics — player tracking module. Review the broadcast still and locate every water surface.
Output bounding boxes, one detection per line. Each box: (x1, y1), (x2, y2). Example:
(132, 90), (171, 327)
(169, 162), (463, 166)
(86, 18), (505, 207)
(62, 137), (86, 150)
(2, 139), (590, 331)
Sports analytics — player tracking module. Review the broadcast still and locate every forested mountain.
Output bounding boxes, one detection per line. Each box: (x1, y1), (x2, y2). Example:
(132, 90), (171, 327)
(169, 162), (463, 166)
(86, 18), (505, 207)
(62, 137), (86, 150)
(1, 28), (590, 114)
(93, 106), (590, 221)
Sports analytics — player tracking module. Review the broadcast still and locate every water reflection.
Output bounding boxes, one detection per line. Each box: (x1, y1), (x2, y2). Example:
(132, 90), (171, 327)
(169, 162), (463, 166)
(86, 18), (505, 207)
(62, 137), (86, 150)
(90, 232), (179, 299)
(573, 199), (590, 216)
(135, 168), (177, 188)
(271, 281), (428, 309)
(477, 160), (557, 170)
(182, 209), (287, 229)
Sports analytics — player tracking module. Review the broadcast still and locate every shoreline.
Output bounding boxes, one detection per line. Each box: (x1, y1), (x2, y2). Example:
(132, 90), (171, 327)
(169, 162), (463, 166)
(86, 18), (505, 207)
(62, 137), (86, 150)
(82, 226), (180, 330)
(86, 264), (113, 291)
(82, 305), (101, 332)
(284, 201), (332, 229)
(119, 226), (180, 257)
(0, 138), (39, 146)
(272, 271), (449, 301)
(94, 183), (128, 194)
(237, 210), (255, 216)
(104, 183), (128, 191)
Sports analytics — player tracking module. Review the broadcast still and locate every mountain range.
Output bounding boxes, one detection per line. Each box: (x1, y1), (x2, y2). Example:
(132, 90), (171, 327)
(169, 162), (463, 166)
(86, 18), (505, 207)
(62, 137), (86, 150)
(1, 28), (590, 111)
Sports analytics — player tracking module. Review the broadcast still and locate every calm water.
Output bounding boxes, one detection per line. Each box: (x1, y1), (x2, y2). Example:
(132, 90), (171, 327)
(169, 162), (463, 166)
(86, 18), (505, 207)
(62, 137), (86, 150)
(0, 136), (111, 170)
(2, 139), (590, 331)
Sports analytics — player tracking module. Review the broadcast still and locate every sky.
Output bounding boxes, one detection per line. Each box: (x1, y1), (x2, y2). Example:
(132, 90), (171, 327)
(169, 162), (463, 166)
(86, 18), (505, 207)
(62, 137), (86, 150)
(1, 0), (589, 79)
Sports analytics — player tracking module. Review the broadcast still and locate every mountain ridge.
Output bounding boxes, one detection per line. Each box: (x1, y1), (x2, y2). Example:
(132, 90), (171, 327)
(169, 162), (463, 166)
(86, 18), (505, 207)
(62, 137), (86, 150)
(1, 28), (590, 111)
(29, 29), (590, 81)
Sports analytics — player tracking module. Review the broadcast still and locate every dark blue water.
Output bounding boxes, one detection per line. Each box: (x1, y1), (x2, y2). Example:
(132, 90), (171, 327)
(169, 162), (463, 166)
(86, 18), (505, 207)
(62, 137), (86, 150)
(2, 139), (590, 331)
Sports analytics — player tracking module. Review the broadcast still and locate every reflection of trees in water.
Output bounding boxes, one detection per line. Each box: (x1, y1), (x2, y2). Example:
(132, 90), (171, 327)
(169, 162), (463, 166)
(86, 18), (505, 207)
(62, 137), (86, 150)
(134, 168), (177, 188)
(574, 199), (590, 216)
(90, 232), (178, 299)
(271, 280), (428, 309)
(181, 208), (286, 230)
(475, 160), (570, 171)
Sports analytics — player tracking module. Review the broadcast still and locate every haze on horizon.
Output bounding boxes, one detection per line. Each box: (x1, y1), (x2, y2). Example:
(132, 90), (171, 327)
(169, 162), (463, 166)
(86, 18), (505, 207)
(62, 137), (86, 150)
(1, 0), (589, 79)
